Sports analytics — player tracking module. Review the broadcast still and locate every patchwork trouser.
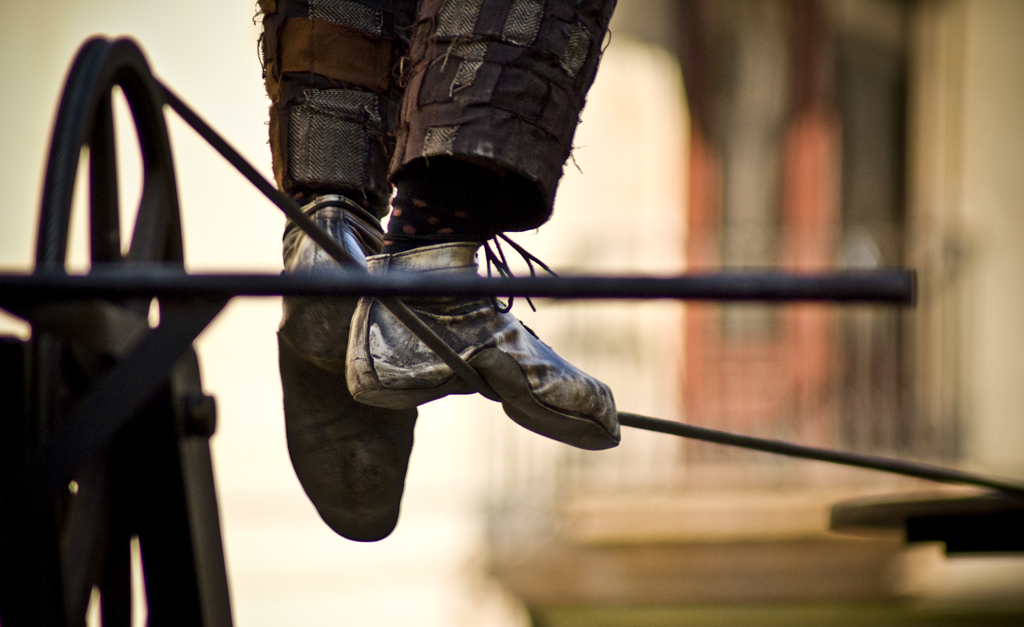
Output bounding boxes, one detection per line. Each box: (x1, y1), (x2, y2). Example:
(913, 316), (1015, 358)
(258, 0), (616, 229)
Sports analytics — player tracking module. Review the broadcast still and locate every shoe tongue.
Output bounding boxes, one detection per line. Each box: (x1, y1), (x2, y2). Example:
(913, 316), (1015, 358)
(368, 242), (481, 274)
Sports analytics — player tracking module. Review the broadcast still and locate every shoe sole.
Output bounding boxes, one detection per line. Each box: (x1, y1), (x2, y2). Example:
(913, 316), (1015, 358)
(352, 349), (620, 451)
(351, 375), (477, 408)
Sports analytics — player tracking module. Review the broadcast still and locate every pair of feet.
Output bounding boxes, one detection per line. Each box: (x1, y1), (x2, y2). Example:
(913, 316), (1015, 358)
(279, 195), (619, 541)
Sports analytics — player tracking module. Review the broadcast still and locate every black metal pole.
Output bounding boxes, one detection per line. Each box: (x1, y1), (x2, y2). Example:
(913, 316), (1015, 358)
(0, 269), (916, 305)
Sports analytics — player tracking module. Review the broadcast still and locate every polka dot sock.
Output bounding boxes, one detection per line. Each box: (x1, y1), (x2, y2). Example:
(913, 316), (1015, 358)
(383, 201), (484, 252)
(384, 172), (489, 252)
(383, 158), (543, 254)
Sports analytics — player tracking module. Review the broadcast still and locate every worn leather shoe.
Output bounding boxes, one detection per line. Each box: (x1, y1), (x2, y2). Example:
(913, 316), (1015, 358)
(346, 242), (620, 450)
(279, 195), (417, 541)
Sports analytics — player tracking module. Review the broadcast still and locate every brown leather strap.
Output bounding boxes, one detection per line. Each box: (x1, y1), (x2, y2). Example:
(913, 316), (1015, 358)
(278, 18), (393, 92)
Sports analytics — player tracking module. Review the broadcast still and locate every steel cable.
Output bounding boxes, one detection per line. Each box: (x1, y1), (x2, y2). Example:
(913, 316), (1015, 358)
(154, 77), (1024, 497)
(619, 413), (1024, 496)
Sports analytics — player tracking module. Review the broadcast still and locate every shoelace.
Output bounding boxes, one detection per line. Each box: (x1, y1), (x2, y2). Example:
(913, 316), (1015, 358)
(372, 228), (558, 313)
(482, 234), (558, 313)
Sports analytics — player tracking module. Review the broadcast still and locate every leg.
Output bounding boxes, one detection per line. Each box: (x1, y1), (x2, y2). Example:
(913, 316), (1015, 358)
(258, 0), (419, 541)
(386, 0), (619, 246)
(346, 0), (622, 450)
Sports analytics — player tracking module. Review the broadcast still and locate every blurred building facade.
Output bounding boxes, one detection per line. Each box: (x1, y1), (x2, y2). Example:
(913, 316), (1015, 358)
(486, 1), (1024, 625)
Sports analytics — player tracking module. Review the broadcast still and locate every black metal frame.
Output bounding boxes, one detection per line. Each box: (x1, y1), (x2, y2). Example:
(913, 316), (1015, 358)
(0, 38), (230, 627)
(0, 37), (1021, 627)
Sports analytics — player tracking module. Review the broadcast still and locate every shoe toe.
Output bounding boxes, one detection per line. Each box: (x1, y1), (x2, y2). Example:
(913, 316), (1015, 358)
(471, 348), (620, 450)
(343, 242), (620, 451)
(279, 333), (416, 541)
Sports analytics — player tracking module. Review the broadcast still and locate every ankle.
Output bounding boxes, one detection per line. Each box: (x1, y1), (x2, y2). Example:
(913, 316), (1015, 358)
(383, 165), (492, 253)
(382, 157), (544, 254)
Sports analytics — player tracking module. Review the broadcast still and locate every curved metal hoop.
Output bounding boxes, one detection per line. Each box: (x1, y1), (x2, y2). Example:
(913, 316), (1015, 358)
(27, 36), (190, 495)
(36, 37), (182, 270)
